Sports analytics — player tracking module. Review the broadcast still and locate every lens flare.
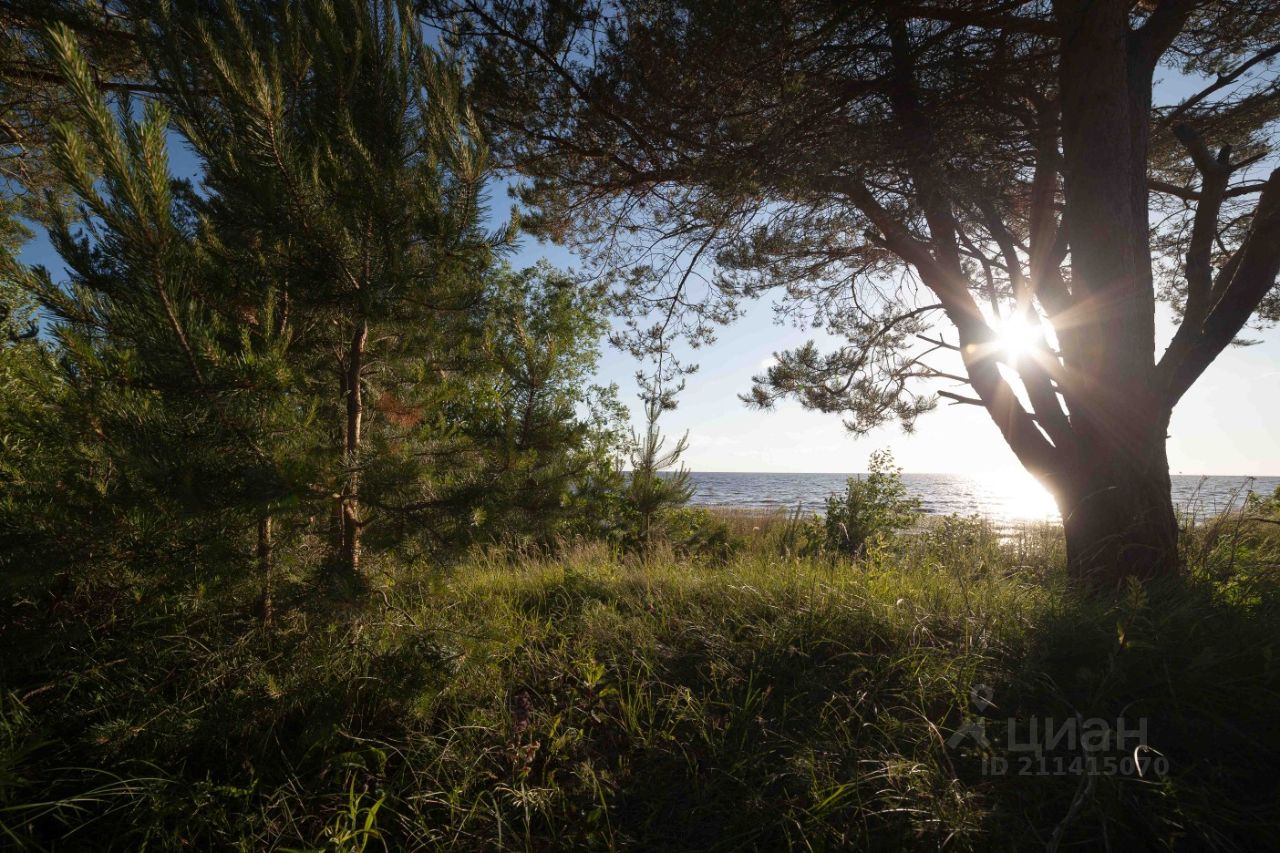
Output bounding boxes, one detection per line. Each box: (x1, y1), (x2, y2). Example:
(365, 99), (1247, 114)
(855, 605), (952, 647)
(995, 314), (1042, 363)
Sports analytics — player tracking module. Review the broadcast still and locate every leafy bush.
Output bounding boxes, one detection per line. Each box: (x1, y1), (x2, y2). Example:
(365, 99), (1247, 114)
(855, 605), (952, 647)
(1183, 485), (1280, 606)
(660, 506), (737, 562)
(769, 504), (827, 558)
(1245, 484), (1280, 518)
(823, 449), (921, 556)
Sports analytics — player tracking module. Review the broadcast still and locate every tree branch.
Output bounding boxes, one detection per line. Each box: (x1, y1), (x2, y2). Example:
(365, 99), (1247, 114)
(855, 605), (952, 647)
(917, 333), (960, 351)
(891, 4), (1058, 37)
(1148, 179), (1267, 201)
(1026, 100), (1072, 316)
(0, 64), (170, 96)
(1160, 43), (1280, 129)
(937, 389), (985, 406)
(1130, 0), (1197, 67)
(975, 198), (1076, 448)
(839, 175), (1059, 477)
(1175, 123), (1231, 326)
(1160, 168), (1280, 404)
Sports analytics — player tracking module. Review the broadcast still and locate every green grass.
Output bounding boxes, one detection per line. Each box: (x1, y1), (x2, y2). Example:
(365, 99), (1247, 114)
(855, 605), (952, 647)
(2, 513), (1279, 850)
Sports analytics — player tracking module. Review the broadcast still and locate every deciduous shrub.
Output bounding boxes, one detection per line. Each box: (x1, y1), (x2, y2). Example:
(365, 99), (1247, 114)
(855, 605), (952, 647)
(823, 450), (921, 557)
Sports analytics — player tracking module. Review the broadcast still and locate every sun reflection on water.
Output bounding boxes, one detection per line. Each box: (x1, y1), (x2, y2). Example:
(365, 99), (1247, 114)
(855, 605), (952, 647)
(983, 469), (1060, 523)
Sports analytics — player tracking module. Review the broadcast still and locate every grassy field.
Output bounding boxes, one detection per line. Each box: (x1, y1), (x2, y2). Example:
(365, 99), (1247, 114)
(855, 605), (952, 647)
(3, 509), (1280, 850)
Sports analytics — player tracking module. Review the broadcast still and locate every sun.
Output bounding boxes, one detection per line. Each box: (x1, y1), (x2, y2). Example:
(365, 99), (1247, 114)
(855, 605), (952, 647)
(995, 314), (1042, 363)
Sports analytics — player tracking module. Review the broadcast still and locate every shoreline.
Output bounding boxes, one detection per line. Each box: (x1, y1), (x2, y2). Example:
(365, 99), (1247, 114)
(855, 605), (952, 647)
(697, 505), (1066, 540)
(695, 503), (1061, 524)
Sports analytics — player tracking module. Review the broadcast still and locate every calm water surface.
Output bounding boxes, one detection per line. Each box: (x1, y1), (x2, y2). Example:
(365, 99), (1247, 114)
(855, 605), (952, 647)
(686, 471), (1280, 524)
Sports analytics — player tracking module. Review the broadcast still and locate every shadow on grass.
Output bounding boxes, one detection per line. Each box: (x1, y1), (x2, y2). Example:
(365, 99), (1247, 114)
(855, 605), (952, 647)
(3, 528), (1280, 850)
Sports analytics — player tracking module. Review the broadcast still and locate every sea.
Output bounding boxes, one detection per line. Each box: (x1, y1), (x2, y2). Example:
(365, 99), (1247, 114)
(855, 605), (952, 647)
(686, 471), (1280, 526)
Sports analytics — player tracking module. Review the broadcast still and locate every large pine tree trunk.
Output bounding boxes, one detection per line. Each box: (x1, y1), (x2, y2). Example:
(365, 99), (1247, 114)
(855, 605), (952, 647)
(1054, 412), (1179, 584)
(1049, 0), (1180, 584)
(340, 320), (367, 576)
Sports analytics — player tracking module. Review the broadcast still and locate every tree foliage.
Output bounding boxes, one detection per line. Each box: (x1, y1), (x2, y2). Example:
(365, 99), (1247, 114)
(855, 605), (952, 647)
(0, 0), (629, 590)
(624, 370), (694, 548)
(1, 1), (152, 219)
(463, 261), (627, 544)
(822, 449), (920, 557)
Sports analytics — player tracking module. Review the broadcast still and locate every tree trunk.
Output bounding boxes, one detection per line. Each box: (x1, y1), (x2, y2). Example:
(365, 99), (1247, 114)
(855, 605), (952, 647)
(330, 496), (345, 553)
(340, 320), (367, 576)
(329, 425), (346, 554)
(1049, 0), (1180, 585)
(257, 513), (274, 624)
(1052, 407), (1179, 584)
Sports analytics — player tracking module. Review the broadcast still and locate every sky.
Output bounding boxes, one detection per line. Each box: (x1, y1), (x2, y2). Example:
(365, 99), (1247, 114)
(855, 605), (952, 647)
(505, 230), (1280, 478)
(14, 68), (1280, 479)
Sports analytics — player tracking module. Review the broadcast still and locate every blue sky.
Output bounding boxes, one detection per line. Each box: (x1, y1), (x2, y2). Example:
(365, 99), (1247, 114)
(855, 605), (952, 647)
(505, 226), (1280, 477)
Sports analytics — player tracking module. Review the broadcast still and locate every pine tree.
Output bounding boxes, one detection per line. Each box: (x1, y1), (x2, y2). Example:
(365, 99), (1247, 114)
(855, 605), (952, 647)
(463, 261), (626, 544)
(626, 368), (693, 550)
(1, 22), (305, 601)
(3, 2), (626, 589)
(157, 0), (510, 577)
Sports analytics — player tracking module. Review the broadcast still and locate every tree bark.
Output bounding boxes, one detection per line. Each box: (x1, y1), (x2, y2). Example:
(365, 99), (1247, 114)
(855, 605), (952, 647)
(1052, 407), (1179, 584)
(1049, 0), (1180, 583)
(257, 513), (274, 624)
(329, 422), (346, 555)
(330, 495), (346, 553)
(340, 320), (367, 576)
